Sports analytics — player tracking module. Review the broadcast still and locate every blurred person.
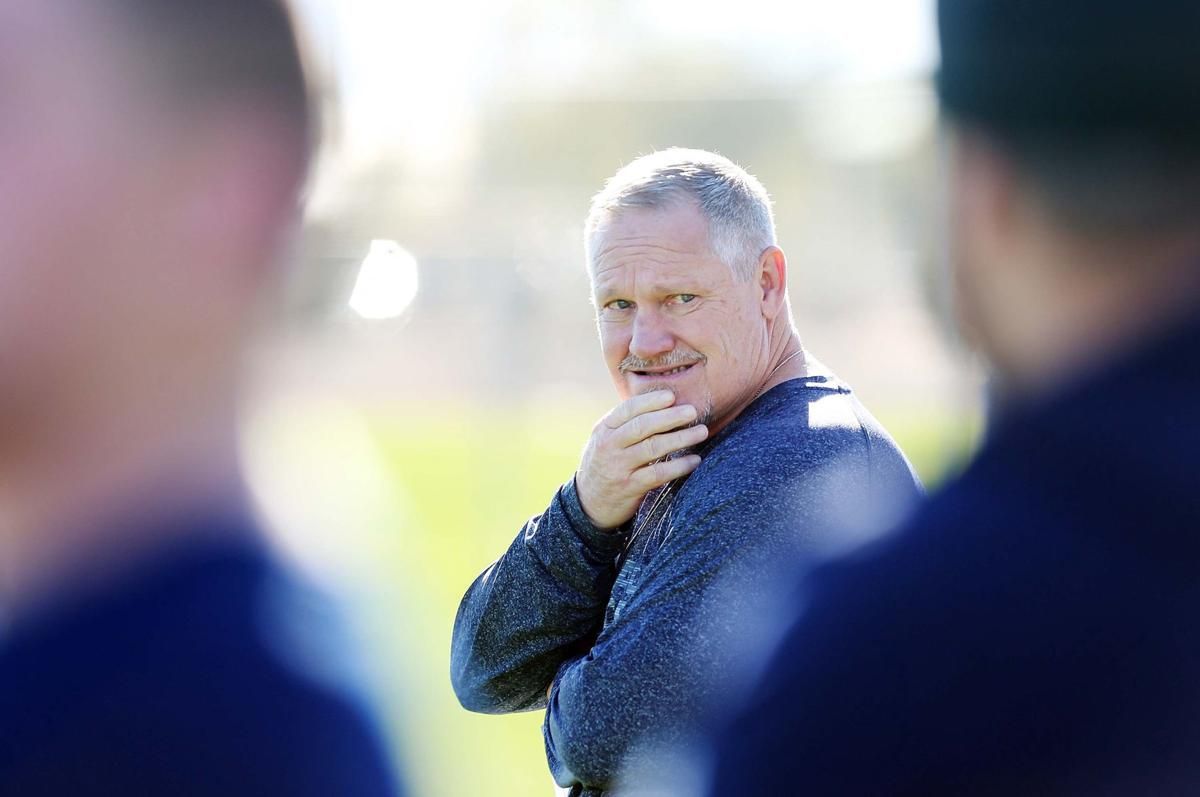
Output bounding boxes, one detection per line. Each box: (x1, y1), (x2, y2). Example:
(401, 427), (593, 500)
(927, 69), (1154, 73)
(0, 1), (402, 794)
(451, 149), (921, 795)
(705, 2), (1200, 794)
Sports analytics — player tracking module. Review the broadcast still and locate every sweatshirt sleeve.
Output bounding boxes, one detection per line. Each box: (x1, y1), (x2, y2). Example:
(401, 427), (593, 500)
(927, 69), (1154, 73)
(450, 478), (630, 714)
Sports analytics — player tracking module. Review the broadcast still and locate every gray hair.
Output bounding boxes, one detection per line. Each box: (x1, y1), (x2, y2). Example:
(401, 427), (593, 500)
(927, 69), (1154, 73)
(584, 148), (777, 281)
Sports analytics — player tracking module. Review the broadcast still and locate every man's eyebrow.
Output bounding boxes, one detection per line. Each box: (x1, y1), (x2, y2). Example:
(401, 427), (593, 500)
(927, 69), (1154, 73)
(592, 273), (625, 296)
(597, 275), (703, 298)
(646, 278), (703, 294)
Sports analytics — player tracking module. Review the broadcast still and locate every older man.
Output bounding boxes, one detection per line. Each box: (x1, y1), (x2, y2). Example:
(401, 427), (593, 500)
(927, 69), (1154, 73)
(706, 2), (1200, 794)
(0, 2), (400, 794)
(451, 149), (921, 794)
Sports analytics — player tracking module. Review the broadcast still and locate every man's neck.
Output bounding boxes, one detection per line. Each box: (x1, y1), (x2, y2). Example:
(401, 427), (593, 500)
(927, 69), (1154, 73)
(0, 396), (253, 619)
(1003, 242), (1200, 401)
(757, 332), (808, 398)
(708, 328), (806, 437)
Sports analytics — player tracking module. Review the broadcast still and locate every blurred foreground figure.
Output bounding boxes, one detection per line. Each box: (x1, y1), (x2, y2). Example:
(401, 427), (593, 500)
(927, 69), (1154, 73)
(0, 2), (401, 794)
(707, 2), (1200, 794)
(451, 149), (920, 795)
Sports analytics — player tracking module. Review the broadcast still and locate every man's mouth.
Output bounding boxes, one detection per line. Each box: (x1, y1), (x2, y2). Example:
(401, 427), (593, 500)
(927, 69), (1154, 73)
(629, 362), (699, 378)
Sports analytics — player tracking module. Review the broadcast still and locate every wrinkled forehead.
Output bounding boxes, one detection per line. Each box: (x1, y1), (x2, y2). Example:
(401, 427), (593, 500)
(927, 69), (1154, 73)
(588, 202), (716, 270)
(588, 204), (733, 296)
(1, 1), (104, 64)
(0, 1), (149, 108)
(0, 3), (184, 190)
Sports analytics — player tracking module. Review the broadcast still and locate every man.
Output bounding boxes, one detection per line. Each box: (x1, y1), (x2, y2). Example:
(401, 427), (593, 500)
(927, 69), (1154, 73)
(0, 2), (401, 794)
(451, 149), (921, 795)
(706, 2), (1200, 794)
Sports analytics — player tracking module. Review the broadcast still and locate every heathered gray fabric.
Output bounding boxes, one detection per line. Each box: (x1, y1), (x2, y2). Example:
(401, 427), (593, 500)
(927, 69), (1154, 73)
(451, 363), (922, 795)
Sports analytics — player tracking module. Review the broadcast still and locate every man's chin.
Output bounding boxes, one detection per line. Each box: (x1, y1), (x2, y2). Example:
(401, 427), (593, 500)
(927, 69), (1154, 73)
(636, 382), (675, 398)
(620, 380), (714, 429)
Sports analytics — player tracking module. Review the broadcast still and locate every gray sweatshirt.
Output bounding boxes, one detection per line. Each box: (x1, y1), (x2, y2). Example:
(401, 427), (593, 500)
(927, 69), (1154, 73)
(451, 366), (922, 795)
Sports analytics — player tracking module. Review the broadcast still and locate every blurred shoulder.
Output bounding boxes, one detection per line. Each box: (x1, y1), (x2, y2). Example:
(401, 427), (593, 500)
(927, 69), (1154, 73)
(0, 538), (401, 795)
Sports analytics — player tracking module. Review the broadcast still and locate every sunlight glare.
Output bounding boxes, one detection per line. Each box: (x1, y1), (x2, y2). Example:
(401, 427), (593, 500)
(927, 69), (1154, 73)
(349, 240), (420, 320)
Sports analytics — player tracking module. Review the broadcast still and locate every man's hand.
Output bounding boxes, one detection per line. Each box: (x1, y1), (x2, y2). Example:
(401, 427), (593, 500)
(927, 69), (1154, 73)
(575, 390), (708, 530)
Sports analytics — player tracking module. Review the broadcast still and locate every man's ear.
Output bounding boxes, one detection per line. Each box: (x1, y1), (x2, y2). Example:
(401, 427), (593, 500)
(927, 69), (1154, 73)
(949, 127), (1040, 368)
(175, 109), (308, 286)
(952, 132), (1021, 276)
(757, 246), (789, 321)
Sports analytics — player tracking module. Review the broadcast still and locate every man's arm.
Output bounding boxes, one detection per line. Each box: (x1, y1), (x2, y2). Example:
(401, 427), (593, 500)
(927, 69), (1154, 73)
(541, 417), (924, 791)
(450, 390), (706, 714)
(450, 478), (629, 714)
(541, 469), (831, 790)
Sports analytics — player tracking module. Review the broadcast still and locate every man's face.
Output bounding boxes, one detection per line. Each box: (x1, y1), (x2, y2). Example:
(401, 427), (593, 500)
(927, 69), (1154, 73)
(945, 129), (1034, 390)
(0, 2), (209, 430)
(590, 202), (772, 428)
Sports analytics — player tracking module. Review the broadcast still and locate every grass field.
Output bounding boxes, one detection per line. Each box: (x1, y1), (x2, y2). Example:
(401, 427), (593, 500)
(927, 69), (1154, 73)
(263, 401), (980, 796)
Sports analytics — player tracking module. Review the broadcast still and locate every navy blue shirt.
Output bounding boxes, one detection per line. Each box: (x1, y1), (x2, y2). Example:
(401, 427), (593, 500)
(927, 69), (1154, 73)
(0, 520), (403, 797)
(452, 364), (921, 795)
(707, 313), (1200, 795)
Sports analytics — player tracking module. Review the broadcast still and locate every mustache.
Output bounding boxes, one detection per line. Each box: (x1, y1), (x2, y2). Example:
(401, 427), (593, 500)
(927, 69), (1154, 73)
(618, 350), (707, 373)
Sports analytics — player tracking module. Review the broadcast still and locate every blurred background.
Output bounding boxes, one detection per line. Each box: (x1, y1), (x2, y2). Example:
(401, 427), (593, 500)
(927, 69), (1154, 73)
(242, 0), (983, 793)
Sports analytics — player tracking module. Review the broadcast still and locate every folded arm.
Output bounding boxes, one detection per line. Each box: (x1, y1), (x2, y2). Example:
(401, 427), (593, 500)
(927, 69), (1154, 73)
(542, 485), (808, 790)
(450, 479), (628, 714)
(451, 390), (708, 715)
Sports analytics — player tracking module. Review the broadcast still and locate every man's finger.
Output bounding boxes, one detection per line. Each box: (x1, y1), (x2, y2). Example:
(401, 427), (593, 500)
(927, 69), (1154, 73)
(604, 389), (675, 430)
(628, 424), (709, 466)
(633, 454), (703, 491)
(613, 405), (698, 448)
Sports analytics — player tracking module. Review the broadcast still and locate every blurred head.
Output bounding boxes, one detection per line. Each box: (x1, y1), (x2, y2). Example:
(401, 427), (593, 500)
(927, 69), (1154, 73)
(937, 0), (1200, 392)
(0, 0), (315, 443)
(585, 149), (792, 429)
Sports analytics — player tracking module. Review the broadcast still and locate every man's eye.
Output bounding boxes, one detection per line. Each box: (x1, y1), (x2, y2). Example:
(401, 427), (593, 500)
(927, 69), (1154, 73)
(605, 299), (633, 311)
(673, 294), (697, 304)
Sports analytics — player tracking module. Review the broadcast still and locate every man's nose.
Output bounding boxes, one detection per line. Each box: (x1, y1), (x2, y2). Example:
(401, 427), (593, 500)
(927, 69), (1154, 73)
(629, 307), (674, 361)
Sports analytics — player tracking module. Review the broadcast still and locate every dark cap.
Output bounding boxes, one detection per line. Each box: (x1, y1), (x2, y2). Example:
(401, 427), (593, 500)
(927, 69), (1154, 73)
(937, 0), (1200, 136)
